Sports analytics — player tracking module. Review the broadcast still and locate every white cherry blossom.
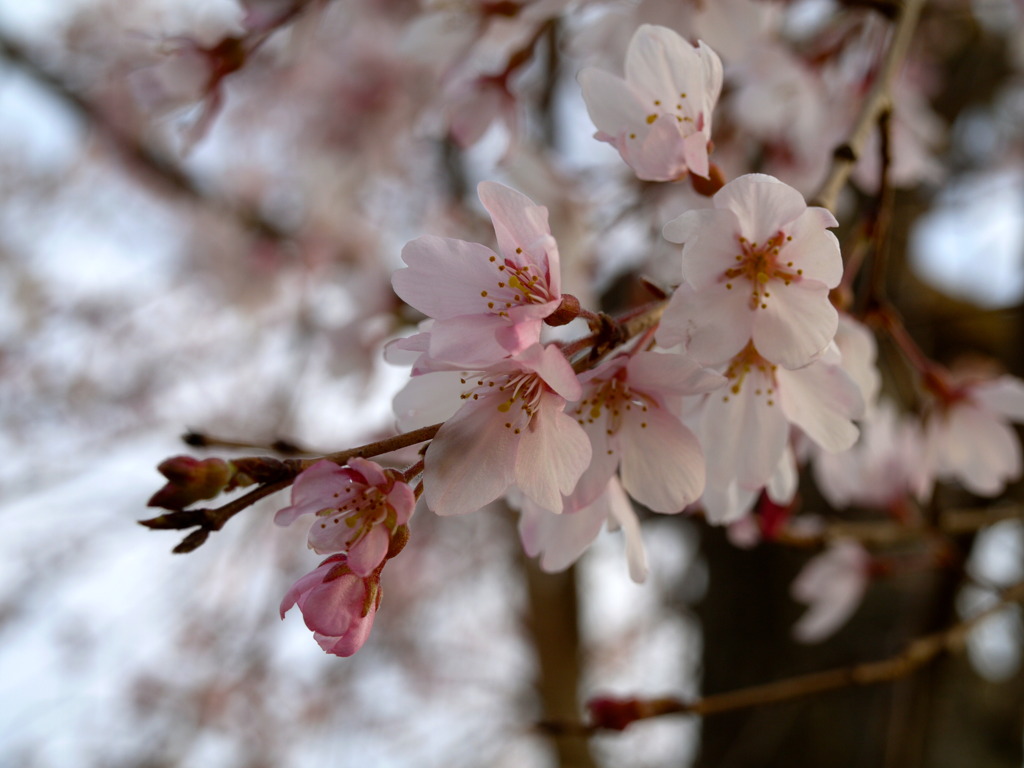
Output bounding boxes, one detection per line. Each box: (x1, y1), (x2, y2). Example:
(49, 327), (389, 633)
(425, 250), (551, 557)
(659, 174), (842, 369)
(924, 374), (1024, 496)
(579, 25), (723, 181)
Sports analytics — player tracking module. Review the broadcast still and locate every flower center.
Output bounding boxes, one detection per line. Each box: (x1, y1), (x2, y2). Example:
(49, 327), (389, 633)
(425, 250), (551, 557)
(458, 370), (545, 435)
(719, 343), (777, 406)
(573, 373), (653, 439)
(478, 249), (555, 318)
(721, 231), (801, 311)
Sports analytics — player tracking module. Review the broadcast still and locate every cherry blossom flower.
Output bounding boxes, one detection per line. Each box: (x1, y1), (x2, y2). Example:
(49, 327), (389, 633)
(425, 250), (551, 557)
(275, 458), (414, 577)
(659, 174), (842, 370)
(390, 182), (562, 369)
(697, 342), (863, 523)
(791, 539), (871, 643)
(814, 399), (930, 511)
(578, 25), (723, 181)
(280, 554), (381, 657)
(570, 350), (724, 513)
(924, 374), (1024, 496)
(420, 344), (591, 516)
(517, 476), (649, 583)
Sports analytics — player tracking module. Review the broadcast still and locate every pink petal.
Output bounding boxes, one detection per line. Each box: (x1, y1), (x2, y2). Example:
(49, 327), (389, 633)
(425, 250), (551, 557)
(626, 117), (688, 181)
(658, 281), (752, 367)
(517, 343), (583, 402)
(346, 525), (391, 577)
(517, 496), (606, 572)
(514, 393), (592, 512)
(682, 129), (709, 179)
(423, 393), (518, 516)
(300, 575), (363, 637)
(666, 208), (742, 288)
(626, 350), (726, 400)
(274, 461), (356, 527)
(605, 478), (648, 583)
(570, 415), (620, 513)
(477, 181), (560, 290)
(619, 408), (705, 513)
(392, 235), (504, 319)
(314, 609), (375, 657)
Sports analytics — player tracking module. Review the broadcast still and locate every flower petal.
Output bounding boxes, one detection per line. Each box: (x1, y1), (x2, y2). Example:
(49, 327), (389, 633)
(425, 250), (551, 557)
(778, 362), (863, 453)
(753, 280), (838, 369)
(515, 394), (592, 512)
(714, 173), (807, 244)
(423, 394), (518, 516)
(619, 409), (705, 513)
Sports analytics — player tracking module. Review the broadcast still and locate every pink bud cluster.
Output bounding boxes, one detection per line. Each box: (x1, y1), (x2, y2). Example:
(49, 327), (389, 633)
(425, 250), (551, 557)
(276, 458), (414, 656)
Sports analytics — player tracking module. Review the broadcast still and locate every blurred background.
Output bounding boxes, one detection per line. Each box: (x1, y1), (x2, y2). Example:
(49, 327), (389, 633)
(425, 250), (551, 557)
(0, 0), (1022, 766)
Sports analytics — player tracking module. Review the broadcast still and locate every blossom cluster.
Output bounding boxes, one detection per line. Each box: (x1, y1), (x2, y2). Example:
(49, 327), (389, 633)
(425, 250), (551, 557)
(261, 23), (1024, 654)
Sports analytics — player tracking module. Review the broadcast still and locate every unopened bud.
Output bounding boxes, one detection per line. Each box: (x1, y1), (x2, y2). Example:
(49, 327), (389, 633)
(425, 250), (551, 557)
(545, 294), (581, 326)
(148, 456), (233, 510)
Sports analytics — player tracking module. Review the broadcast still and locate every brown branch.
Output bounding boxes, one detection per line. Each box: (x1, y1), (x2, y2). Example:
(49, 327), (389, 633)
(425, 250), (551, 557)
(542, 579), (1024, 735)
(772, 504), (1024, 549)
(811, 0), (927, 212)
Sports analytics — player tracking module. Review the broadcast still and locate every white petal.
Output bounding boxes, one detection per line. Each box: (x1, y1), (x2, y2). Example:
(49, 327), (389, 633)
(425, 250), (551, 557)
(714, 174), (808, 244)
(778, 362), (862, 453)
(701, 368), (790, 489)
(753, 281), (838, 369)
(974, 376), (1024, 422)
(578, 67), (648, 135)
(783, 208), (842, 287)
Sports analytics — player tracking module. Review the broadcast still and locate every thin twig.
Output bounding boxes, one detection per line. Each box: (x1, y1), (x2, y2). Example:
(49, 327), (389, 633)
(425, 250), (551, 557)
(812, 0), (927, 212)
(543, 579), (1024, 734)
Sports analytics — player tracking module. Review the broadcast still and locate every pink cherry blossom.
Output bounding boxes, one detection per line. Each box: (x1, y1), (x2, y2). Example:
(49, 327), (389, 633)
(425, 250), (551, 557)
(791, 539), (871, 643)
(275, 458), (414, 577)
(422, 343), (591, 516)
(280, 554), (380, 657)
(570, 350), (724, 514)
(697, 342), (863, 523)
(924, 374), (1024, 496)
(390, 181), (562, 369)
(659, 174), (842, 370)
(579, 25), (723, 181)
(517, 476), (648, 583)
